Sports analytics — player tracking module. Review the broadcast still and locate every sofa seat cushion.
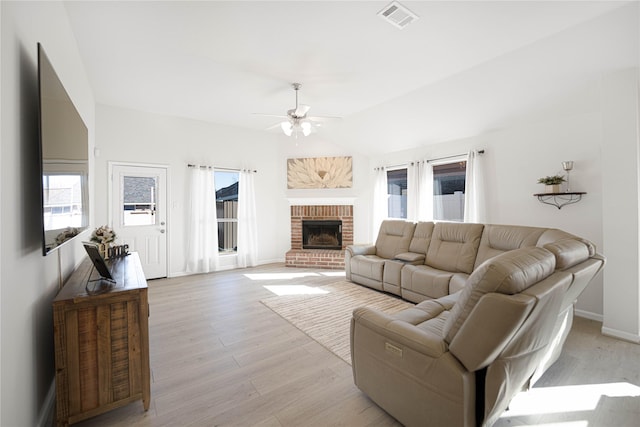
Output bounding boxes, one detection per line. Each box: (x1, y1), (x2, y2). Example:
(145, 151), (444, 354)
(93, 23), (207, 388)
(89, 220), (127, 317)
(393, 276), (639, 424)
(401, 264), (454, 301)
(448, 273), (470, 294)
(391, 298), (447, 324)
(350, 255), (385, 282)
(415, 311), (450, 337)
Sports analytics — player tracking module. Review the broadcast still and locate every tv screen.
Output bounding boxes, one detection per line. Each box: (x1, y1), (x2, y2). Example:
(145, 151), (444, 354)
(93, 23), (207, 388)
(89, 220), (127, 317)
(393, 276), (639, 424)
(38, 43), (89, 255)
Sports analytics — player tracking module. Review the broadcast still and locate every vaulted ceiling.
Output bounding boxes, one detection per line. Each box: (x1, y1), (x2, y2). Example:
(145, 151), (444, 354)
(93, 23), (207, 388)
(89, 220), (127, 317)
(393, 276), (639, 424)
(64, 1), (637, 155)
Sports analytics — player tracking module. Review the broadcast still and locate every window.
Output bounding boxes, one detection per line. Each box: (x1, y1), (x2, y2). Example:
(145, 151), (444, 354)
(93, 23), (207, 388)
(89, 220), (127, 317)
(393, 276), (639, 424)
(43, 174), (84, 231)
(433, 161), (466, 222)
(215, 170), (239, 253)
(387, 168), (407, 219)
(122, 176), (157, 226)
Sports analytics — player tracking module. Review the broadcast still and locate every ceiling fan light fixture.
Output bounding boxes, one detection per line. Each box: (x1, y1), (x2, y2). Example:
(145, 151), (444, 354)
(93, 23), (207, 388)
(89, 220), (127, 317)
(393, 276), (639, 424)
(281, 121), (293, 136)
(253, 82), (340, 138)
(301, 120), (311, 136)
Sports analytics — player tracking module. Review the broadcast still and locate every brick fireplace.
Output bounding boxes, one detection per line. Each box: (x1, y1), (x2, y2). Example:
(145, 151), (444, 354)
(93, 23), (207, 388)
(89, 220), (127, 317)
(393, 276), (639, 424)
(286, 205), (353, 269)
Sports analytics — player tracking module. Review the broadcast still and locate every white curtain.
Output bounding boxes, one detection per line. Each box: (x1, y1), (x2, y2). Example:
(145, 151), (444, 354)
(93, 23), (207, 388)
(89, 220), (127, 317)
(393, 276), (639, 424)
(372, 167), (388, 239)
(407, 161), (433, 221)
(237, 169), (258, 268)
(464, 150), (486, 223)
(186, 166), (219, 273)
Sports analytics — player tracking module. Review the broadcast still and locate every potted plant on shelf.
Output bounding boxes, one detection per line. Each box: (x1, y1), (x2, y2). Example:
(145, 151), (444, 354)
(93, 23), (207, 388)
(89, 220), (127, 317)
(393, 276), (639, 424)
(537, 175), (566, 194)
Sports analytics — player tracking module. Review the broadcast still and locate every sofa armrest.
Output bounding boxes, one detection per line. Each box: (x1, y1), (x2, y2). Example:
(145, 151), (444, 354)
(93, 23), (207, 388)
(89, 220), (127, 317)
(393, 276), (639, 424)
(449, 293), (536, 371)
(346, 244), (377, 257)
(345, 245), (377, 281)
(352, 307), (447, 358)
(395, 252), (426, 264)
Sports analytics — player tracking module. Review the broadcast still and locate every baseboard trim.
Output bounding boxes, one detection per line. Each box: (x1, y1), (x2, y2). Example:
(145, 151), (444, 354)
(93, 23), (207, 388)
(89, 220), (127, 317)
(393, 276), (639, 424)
(601, 326), (640, 343)
(258, 258), (285, 266)
(574, 310), (640, 343)
(574, 309), (603, 322)
(37, 380), (56, 427)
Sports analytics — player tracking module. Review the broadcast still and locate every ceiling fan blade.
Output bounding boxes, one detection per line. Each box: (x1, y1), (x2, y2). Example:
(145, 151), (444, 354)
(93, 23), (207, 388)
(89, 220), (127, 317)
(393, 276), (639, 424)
(294, 104), (310, 117)
(308, 115), (342, 122)
(252, 113), (288, 119)
(265, 120), (289, 131)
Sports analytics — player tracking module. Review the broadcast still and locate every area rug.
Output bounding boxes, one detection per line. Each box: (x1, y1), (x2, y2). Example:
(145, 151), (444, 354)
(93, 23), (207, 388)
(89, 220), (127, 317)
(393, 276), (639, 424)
(260, 281), (414, 364)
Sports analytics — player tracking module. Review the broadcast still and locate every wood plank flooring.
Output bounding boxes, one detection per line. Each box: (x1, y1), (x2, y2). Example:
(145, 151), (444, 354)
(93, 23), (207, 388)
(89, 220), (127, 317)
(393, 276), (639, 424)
(73, 263), (640, 426)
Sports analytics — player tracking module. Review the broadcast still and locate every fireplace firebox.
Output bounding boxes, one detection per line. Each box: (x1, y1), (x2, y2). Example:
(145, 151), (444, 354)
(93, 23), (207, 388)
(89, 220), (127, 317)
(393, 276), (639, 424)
(302, 220), (342, 250)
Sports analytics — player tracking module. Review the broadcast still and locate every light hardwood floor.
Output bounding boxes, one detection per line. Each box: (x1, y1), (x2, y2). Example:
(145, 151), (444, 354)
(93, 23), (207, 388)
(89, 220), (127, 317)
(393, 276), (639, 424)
(74, 263), (640, 427)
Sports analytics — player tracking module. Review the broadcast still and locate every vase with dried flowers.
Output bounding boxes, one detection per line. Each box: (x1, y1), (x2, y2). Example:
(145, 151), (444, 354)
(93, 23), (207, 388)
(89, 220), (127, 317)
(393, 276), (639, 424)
(91, 225), (117, 259)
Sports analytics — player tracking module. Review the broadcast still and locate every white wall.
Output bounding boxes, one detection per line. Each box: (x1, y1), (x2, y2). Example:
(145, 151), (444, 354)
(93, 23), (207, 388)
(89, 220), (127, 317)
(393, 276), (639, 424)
(601, 68), (640, 341)
(1, 2), (96, 425)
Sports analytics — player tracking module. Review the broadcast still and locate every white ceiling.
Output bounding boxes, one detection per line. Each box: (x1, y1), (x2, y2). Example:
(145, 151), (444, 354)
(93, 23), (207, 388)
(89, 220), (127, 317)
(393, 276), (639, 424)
(64, 1), (637, 155)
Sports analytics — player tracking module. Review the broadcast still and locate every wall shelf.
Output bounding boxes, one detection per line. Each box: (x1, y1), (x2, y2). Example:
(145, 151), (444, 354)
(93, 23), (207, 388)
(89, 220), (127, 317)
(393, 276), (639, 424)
(534, 192), (586, 209)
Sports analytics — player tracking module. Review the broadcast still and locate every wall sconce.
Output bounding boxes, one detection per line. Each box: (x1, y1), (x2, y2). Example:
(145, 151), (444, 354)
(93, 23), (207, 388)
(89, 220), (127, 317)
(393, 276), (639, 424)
(562, 161), (574, 192)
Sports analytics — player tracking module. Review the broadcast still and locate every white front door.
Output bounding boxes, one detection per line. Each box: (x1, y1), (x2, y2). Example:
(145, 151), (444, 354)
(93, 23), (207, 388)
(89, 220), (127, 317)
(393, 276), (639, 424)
(110, 164), (168, 279)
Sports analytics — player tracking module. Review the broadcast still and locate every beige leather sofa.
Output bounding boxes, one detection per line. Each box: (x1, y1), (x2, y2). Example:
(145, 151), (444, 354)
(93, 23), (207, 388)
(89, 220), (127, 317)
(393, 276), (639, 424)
(347, 220), (605, 426)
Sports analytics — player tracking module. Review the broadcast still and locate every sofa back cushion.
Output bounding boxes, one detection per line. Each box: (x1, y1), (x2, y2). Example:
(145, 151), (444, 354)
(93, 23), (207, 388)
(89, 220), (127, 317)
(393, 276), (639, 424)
(443, 246), (556, 344)
(426, 223), (484, 274)
(543, 238), (592, 270)
(474, 224), (547, 269)
(537, 228), (579, 247)
(408, 222), (435, 255)
(375, 220), (416, 259)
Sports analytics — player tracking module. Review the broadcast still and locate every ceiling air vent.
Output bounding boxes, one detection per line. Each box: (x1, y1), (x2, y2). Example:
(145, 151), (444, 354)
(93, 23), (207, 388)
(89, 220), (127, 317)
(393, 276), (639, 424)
(377, 1), (419, 30)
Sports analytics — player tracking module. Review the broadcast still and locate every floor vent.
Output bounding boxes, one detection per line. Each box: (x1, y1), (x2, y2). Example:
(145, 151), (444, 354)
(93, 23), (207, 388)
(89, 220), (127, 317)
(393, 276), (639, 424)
(377, 1), (419, 30)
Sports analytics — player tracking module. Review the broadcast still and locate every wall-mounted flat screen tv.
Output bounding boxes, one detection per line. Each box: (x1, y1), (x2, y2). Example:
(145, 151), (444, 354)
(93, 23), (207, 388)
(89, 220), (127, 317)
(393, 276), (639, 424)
(37, 43), (89, 255)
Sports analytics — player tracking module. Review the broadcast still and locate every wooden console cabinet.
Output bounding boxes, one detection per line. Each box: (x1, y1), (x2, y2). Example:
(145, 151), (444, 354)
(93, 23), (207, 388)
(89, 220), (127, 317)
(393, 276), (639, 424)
(53, 252), (150, 426)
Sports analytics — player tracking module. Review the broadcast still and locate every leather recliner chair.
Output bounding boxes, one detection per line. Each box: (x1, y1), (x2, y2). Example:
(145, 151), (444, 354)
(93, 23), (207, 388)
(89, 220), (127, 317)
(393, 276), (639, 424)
(346, 220), (416, 291)
(351, 246), (579, 427)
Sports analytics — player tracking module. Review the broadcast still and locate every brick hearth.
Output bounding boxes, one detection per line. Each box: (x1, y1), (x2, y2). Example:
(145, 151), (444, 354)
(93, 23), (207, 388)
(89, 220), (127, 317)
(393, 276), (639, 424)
(286, 205), (353, 269)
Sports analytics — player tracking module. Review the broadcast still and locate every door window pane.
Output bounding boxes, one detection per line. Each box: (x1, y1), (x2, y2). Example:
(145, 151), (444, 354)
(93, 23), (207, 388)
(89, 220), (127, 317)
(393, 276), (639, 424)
(122, 176), (157, 226)
(387, 168), (407, 219)
(215, 171), (239, 253)
(433, 161), (466, 222)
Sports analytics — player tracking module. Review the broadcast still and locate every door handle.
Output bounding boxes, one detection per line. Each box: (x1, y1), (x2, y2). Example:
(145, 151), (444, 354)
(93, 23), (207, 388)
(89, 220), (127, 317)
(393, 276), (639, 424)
(160, 229), (165, 234)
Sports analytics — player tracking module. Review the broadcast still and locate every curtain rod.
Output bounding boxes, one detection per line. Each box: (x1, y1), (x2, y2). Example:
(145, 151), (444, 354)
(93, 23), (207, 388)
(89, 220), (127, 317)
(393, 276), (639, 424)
(375, 149), (485, 170)
(187, 164), (257, 173)
(427, 149), (484, 164)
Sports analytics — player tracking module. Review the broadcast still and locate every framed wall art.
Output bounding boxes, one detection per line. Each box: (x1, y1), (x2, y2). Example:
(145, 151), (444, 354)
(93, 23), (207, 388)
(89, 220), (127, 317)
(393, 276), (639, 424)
(287, 156), (353, 189)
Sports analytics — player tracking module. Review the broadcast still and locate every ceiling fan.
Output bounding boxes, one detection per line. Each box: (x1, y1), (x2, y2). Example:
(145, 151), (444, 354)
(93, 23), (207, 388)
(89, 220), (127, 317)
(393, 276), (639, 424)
(254, 83), (341, 138)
